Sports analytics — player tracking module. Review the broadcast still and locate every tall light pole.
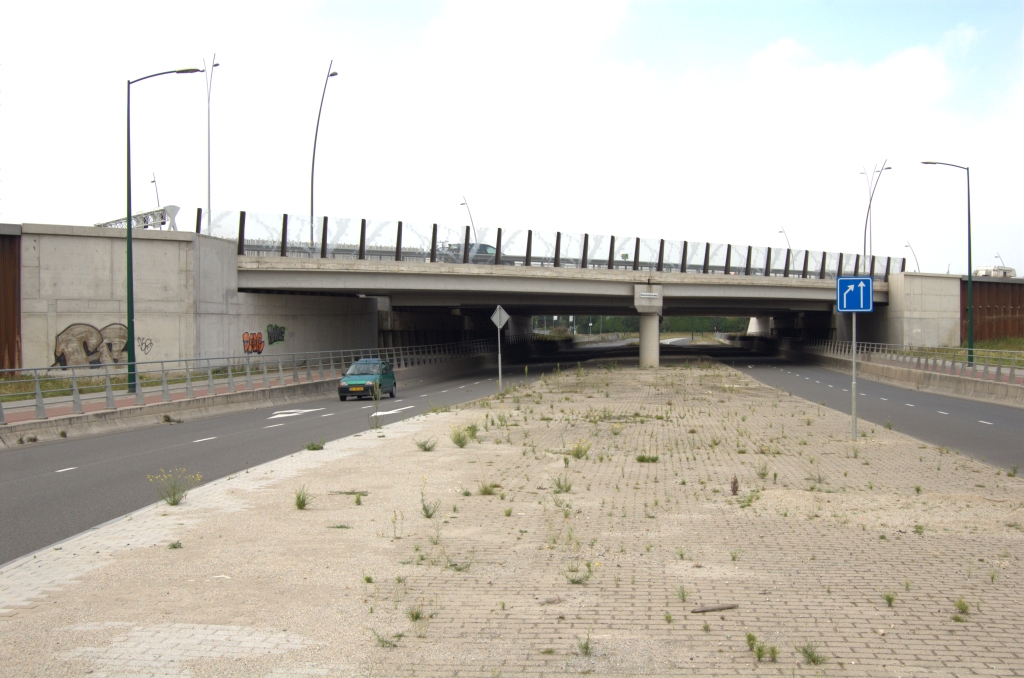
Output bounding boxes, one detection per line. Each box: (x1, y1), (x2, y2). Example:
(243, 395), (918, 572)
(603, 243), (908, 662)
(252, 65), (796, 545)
(778, 227), (791, 250)
(922, 161), (973, 361)
(461, 197), (478, 245)
(203, 55), (219, 233)
(311, 61), (338, 245)
(127, 67), (204, 393)
(150, 173), (160, 207)
(995, 253), (1006, 268)
(904, 242), (920, 272)
(860, 163), (890, 260)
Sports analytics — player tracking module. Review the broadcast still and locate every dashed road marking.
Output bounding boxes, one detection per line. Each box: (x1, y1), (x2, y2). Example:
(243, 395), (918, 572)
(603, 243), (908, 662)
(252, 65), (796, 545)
(193, 437), (217, 443)
(937, 411), (948, 415)
(979, 420), (993, 425)
(55, 467), (77, 473)
(906, 404), (914, 407)
(880, 397), (888, 401)
(321, 413), (334, 417)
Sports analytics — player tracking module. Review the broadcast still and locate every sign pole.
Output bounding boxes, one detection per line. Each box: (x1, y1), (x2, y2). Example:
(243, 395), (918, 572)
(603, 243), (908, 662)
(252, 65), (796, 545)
(851, 312), (857, 440)
(491, 305), (509, 393)
(497, 323), (503, 392)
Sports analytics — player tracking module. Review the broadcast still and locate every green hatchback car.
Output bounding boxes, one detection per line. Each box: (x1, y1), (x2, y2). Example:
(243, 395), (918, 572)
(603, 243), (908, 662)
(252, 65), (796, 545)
(338, 358), (396, 400)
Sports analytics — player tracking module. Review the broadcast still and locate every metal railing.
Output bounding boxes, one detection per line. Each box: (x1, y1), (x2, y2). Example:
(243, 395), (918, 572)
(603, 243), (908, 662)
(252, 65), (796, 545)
(804, 340), (1024, 386)
(0, 337), (525, 425)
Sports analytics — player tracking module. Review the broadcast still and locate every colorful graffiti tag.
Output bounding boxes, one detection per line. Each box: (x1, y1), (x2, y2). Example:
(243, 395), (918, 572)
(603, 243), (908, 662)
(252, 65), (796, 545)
(53, 323), (129, 366)
(266, 324), (286, 345)
(242, 331), (265, 355)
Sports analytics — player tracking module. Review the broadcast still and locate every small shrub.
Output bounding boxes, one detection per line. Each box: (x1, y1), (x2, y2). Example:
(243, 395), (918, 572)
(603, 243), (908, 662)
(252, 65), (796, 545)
(1009, 464), (1018, 478)
(465, 423), (479, 439)
(797, 643), (826, 665)
(755, 461), (769, 479)
(553, 473), (573, 494)
(504, 507), (512, 517)
(167, 541), (182, 549)
(635, 454), (659, 463)
(730, 476), (739, 496)
(883, 590), (896, 607)
(304, 438), (326, 451)
(450, 427), (469, 448)
(295, 485), (311, 509)
(768, 645), (779, 662)
(569, 440), (591, 459)
(954, 597), (969, 615)
(59, 430), (67, 438)
(147, 468), (202, 506)
(416, 438), (437, 451)
(575, 631), (592, 656)
(746, 632), (757, 651)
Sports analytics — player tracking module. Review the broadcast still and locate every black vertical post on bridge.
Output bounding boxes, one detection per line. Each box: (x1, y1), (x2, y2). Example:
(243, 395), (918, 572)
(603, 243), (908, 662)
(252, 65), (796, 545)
(320, 216), (329, 258)
(853, 254), (861, 275)
(430, 224), (437, 262)
(358, 219), (366, 260)
(837, 253), (845, 277)
(554, 232), (562, 267)
(724, 244), (732, 275)
(656, 239), (665, 272)
(607, 236), (615, 269)
(900, 258), (906, 273)
(802, 250), (810, 278)
(395, 221), (403, 261)
(581, 234), (589, 268)
(525, 230), (533, 266)
(703, 243), (711, 274)
(883, 257), (892, 282)
(869, 255), (876, 279)
(681, 241), (688, 273)
(783, 249), (791, 277)
(280, 214), (288, 257)
(744, 245), (752, 276)
(462, 226), (471, 263)
(236, 211), (246, 255)
(494, 228), (502, 265)
(763, 247), (772, 276)
(196, 208), (203, 234)
(632, 238), (641, 271)
(819, 252), (828, 279)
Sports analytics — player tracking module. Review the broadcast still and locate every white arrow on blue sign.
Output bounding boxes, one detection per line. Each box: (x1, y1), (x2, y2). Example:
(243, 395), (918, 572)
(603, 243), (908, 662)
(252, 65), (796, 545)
(836, 276), (874, 313)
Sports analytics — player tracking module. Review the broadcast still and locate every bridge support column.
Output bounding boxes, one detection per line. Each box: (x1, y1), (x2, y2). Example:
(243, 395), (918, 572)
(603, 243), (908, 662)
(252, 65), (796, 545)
(634, 284), (663, 369)
(639, 313), (660, 368)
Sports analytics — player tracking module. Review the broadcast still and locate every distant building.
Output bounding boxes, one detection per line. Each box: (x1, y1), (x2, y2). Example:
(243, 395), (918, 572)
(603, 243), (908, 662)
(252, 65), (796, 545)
(973, 265), (1016, 278)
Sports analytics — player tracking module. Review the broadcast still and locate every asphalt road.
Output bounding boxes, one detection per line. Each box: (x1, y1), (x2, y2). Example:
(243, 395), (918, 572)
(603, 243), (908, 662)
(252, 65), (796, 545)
(0, 364), (538, 567)
(741, 360), (1023, 471)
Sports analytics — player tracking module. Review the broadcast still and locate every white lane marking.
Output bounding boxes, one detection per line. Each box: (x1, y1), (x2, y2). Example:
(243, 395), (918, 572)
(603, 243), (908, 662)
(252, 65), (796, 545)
(361, 405), (372, 409)
(193, 437), (217, 443)
(441, 390), (448, 393)
(842, 389), (848, 392)
(860, 393), (866, 396)
(937, 411), (948, 415)
(815, 380), (820, 383)
(321, 413), (334, 417)
(906, 404), (914, 407)
(419, 394), (428, 397)
(880, 397), (888, 401)
(55, 467), (77, 473)
(372, 406), (416, 417)
(267, 408), (325, 420)
(459, 385), (465, 389)
(748, 365), (754, 369)
(264, 424), (284, 429)
(979, 420), (993, 425)
(474, 381), (480, 384)
(828, 385), (833, 388)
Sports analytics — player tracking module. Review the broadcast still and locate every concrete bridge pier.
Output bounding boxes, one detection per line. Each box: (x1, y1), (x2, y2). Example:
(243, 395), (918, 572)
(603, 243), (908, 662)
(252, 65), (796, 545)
(635, 284), (663, 369)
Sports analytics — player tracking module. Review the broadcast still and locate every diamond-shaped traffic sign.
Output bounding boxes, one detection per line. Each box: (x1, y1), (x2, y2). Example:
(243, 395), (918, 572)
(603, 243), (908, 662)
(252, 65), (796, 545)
(491, 305), (510, 328)
(836, 276), (873, 313)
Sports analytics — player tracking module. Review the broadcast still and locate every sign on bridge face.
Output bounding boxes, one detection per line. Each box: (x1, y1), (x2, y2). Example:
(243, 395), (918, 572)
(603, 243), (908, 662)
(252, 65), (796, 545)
(836, 276), (874, 313)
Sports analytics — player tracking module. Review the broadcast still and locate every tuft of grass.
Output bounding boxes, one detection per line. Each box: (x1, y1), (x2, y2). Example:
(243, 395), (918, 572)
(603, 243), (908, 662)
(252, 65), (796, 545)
(371, 629), (397, 648)
(754, 642), (766, 662)
(952, 613), (966, 623)
(304, 437), (326, 451)
(465, 423), (479, 439)
(59, 430), (67, 438)
(914, 485), (921, 494)
(730, 550), (740, 561)
(540, 648), (555, 655)
(167, 541), (182, 549)
(797, 643), (827, 665)
(505, 507), (513, 517)
(768, 645), (779, 662)
(914, 524), (925, 535)
(746, 632), (757, 651)
(575, 631), (592, 656)
(364, 575), (373, 583)
(407, 605), (424, 621)
(884, 419), (894, 430)
(954, 597), (969, 615)
(294, 485), (311, 510)
(1009, 464), (1018, 478)
(677, 585), (688, 602)
(355, 493), (362, 506)
(553, 473), (573, 494)
(635, 454), (659, 463)
(147, 468), (202, 506)
(883, 590), (896, 607)
(676, 547), (686, 560)
(416, 438), (437, 451)
(569, 440), (591, 459)
(565, 560), (592, 585)
(329, 524), (350, 529)
(450, 427), (469, 448)
(421, 497), (440, 519)
(755, 461), (769, 479)
(664, 612), (673, 623)
(478, 482), (499, 496)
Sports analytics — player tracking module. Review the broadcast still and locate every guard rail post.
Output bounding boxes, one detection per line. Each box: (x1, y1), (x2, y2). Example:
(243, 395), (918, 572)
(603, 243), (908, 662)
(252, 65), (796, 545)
(71, 366), (84, 414)
(160, 363), (171, 402)
(134, 364), (145, 405)
(318, 354), (324, 380)
(227, 359), (236, 393)
(245, 357), (253, 390)
(305, 354), (313, 383)
(32, 371), (47, 419)
(185, 362), (195, 398)
(104, 365), (115, 409)
(292, 355), (299, 385)
(262, 360), (269, 388)
(207, 360), (215, 396)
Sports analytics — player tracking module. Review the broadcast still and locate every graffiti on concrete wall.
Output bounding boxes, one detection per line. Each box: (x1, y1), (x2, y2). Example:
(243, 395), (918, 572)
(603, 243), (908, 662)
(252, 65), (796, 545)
(266, 324), (286, 345)
(53, 323), (128, 366)
(136, 336), (154, 355)
(242, 331), (265, 355)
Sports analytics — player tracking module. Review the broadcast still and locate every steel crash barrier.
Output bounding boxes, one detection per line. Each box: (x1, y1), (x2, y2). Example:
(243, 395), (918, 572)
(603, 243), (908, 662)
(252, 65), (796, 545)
(804, 340), (1024, 386)
(0, 337), (533, 425)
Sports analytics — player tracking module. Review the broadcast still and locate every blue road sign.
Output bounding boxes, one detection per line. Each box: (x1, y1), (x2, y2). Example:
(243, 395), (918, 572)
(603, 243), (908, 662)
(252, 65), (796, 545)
(836, 276), (874, 312)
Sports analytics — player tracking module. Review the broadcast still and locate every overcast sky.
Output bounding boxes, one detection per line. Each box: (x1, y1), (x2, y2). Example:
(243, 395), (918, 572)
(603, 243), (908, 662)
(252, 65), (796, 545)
(2, 0), (1021, 274)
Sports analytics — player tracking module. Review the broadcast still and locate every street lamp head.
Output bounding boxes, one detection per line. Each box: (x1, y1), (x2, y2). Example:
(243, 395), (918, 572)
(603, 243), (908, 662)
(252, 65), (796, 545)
(213, 62), (220, 67)
(921, 161), (937, 165)
(329, 72), (338, 77)
(176, 68), (203, 74)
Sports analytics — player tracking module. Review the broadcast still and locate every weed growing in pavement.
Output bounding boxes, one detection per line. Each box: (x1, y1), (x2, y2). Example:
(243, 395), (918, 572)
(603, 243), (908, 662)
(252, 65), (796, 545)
(565, 560), (593, 585)
(702, 622), (711, 632)
(746, 633), (757, 651)
(955, 597), (970, 615)
(407, 605), (424, 621)
(798, 643), (827, 665)
(676, 547), (686, 560)
(505, 507), (513, 517)
(730, 550), (740, 561)
(368, 382), (384, 429)
(635, 454), (659, 463)
(553, 474), (573, 494)
(915, 485), (922, 494)
(168, 541), (182, 549)
(738, 490), (760, 508)
(730, 476), (739, 496)
(952, 613), (966, 622)
(665, 612), (673, 623)
(569, 440), (591, 459)
(575, 631), (593, 656)
(883, 590), (896, 607)
(416, 438), (437, 451)
(304, 437), (326, 451)
(479, 482), (500, 496)
(421, 492), (440, 519)
(147, 468), (202, 506)
(540, 648), (555, 655)
(914, 524), (925, 535)
(329, 524), (350, 529)
(451, 427), (469, 448)
(465, 423), (480, 440)
(428, 400), (451, 414)
(677, 585), (688, 602)
(884, 419), (894, 430)
(370, 629), (398, 648)
(364, 575), (374, 583)
(294, 485), (311, 509)
(1009, 464), (1019, 478)
(355, 494), (362, 506)
(755, 461), (769, 479)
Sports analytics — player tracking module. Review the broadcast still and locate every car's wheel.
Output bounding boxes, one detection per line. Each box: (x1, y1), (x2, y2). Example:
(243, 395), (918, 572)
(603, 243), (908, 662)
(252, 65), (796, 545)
(339, 394), (347, 401)
(389, 383), (397, 398)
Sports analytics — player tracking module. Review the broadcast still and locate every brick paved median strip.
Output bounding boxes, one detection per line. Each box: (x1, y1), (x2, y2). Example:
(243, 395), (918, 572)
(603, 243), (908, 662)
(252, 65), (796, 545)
(1, 357), (1022, 676)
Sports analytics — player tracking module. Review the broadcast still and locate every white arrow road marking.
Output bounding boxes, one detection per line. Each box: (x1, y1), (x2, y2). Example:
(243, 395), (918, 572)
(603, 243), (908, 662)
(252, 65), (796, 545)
(372, 406), (415, 417)
(979, 420), (993, 425)
(193, 437), (217, 443)
(56, 467), (77, 473)
(267, 408), (325, 420)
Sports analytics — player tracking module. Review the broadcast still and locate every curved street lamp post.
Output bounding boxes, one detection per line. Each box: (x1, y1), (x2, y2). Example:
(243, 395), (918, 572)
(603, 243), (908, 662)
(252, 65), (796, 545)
(860, 163), (890, 260)
(126, 67), (204, 393)
(904, 242), (920, 273)
(921, 161), (973, 362)
(311, 62), (338, 246)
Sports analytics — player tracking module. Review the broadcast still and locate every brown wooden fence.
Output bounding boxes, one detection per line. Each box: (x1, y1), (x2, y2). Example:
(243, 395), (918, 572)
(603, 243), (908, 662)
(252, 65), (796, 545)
(961, 277), (1024, 343)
